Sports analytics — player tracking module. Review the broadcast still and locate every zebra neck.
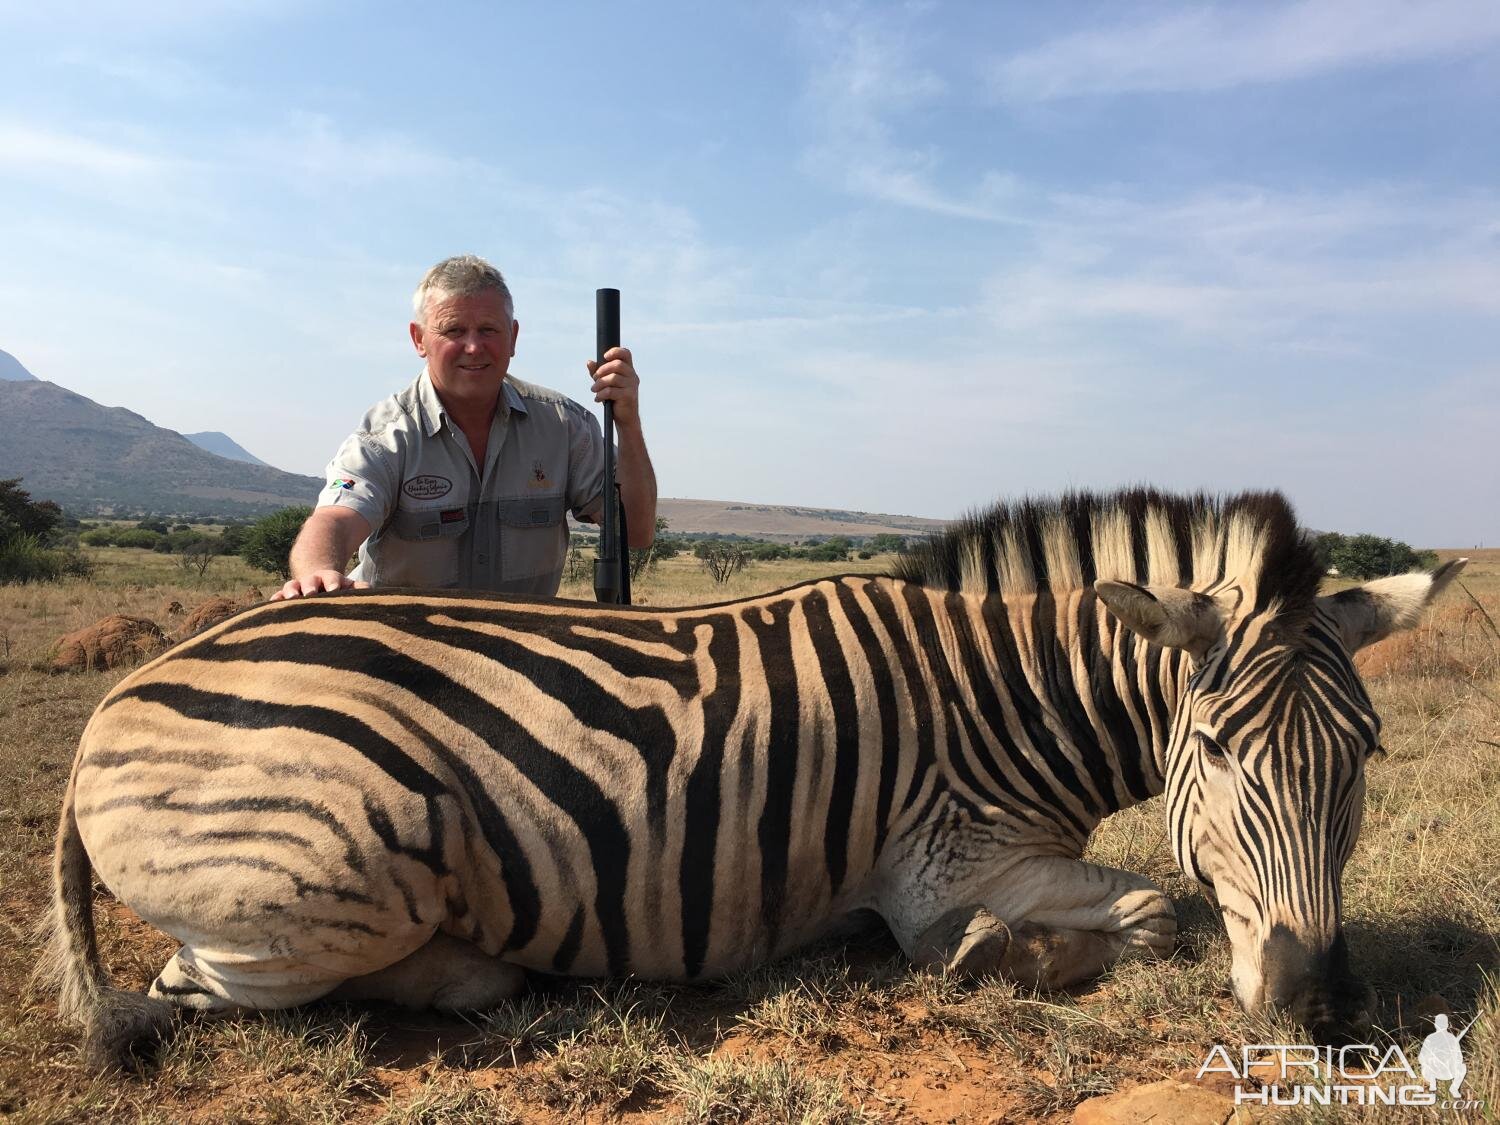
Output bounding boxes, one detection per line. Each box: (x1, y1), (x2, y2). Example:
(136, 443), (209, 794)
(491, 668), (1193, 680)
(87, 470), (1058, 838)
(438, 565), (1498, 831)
(933, 586), (1187, 838)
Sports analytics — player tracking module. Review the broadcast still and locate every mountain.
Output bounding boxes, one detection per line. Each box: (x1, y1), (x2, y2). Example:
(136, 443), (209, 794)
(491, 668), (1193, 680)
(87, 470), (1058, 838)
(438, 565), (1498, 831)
(184, 431), (272, 467)
(0, 380), (322, 517)
(0, 348), (37, 381)
(0, 377), (946, 534)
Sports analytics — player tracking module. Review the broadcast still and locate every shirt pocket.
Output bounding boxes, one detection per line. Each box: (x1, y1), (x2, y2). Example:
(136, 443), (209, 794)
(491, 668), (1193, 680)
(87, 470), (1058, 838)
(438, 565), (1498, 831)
(386, 506), (469, 587)
(497, 495), (566, 582)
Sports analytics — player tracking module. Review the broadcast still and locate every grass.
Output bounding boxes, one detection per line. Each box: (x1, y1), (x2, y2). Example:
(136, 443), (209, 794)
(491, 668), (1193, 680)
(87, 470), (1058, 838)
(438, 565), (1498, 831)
(0, 544), (1495, 1122)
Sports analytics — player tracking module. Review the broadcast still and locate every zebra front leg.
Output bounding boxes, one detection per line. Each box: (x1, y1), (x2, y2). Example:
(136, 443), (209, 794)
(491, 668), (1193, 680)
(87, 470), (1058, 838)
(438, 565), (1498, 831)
(980, 855), (1176, 989)
(885, 854), (1175, 990)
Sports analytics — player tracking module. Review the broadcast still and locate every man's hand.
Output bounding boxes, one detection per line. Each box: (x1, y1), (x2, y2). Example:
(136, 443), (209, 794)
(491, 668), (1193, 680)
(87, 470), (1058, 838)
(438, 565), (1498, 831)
(271, 505), (373, 601)
(586, 345), (641, 428)
(271, 570), (369, 601)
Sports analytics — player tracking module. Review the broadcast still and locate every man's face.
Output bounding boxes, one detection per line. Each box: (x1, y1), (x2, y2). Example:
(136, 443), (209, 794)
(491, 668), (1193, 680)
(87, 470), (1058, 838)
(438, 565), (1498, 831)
(410, 290), (518, 402)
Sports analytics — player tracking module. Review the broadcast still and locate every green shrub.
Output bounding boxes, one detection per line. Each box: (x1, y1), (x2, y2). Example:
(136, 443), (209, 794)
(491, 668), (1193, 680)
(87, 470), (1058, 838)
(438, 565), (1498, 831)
(218, 524), (249, 554)
(0, 478), (91, 583)
(0, 533), (92, 584)
(78, 528), (115, 547)
(1314, 531), (1438, 579)
(240, 506), (312, 579)
(113, 528), (164, 550)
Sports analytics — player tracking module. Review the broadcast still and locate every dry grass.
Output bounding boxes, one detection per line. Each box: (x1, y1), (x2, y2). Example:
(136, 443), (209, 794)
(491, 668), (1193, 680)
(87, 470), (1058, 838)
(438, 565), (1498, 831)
(1, 545), (1495, 1122)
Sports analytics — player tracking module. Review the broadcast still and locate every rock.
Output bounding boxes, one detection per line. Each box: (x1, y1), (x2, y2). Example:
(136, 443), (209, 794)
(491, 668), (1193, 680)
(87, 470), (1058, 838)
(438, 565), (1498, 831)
(179, 597), (244, 637)
(1074, 1079), (1245, 1125)
(51, 615), (169, 672)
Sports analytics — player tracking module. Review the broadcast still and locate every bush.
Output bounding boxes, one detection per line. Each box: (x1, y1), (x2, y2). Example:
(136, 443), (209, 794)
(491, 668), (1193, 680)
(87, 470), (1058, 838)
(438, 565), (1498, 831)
(0, 533), (93, 584)
(113, 528), (164, 550)
(240, 506), (312, 579)
(218, 524), (249, 555)
(1314, 532), (1438, 579)
(697, 540), (748, 585)
(0, 479), (91, 583)
(78, 528), (115, 547)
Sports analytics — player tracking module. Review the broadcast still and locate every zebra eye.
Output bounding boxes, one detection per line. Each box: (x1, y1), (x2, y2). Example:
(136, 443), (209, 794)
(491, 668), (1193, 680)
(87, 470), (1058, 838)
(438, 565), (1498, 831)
(1198, 733), (1231, 767)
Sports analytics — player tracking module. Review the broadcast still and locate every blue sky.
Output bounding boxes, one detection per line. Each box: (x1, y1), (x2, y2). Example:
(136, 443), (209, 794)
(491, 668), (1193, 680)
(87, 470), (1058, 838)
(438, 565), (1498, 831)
(1, 0), (1496, 545)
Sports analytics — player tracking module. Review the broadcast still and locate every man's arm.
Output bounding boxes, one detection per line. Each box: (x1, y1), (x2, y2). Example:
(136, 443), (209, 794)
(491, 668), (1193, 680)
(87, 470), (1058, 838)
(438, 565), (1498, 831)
(587, 345), (657, 549)
(614, 418), (657, 549)
(272, 506), (373, 600)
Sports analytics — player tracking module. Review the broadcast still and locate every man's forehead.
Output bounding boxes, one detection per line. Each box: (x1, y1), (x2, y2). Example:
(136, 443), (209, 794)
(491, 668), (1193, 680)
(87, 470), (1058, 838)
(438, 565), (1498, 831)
(423, 290), (511, 324)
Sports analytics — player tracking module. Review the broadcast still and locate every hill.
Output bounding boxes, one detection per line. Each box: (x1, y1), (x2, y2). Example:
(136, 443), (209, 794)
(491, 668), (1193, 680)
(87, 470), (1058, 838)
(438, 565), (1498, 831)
(653, 497), (945, 541)
(0, 380), (322, 517)
(184, 431), (273, 468)
(0, 348), (37, 381)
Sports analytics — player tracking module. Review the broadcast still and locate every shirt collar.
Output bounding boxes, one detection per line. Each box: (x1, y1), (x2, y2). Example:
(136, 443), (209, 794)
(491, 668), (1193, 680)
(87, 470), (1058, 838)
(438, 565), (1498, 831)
(415, 367), (527, 438)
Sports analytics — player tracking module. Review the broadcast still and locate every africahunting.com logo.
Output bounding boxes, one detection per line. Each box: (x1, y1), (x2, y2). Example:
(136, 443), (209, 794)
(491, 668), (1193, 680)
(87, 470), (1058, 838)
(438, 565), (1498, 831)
(1198, 1013), (1483, 1110)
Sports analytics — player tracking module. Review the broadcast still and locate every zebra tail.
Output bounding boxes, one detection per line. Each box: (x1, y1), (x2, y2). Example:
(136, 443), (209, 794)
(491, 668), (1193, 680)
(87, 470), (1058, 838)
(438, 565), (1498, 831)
(36, 776), (174, 1071)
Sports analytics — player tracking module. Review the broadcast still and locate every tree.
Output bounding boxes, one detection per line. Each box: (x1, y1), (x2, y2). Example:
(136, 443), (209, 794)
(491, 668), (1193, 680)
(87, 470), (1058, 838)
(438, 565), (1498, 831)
(217, 524), (249, 555)
(176, 535), (220, 580)
(629, 517), (672, 580)
(869, 533), (907, 554)
(0, 478), (62, 543)
(697, 539), (748, 585)
(240, 506), (313, 579)
(0, 479), (89, 583)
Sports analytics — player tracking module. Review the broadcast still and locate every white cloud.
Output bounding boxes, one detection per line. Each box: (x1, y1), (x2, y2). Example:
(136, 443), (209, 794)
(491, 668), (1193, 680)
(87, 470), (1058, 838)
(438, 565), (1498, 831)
(796, 3), (1036, 223)
(0, 122), (169, 178)
(991, 0), (1500, 100)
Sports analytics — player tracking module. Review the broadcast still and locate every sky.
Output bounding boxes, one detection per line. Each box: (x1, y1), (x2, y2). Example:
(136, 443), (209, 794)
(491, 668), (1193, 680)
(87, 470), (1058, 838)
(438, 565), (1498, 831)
(1, 0), (1496, 546)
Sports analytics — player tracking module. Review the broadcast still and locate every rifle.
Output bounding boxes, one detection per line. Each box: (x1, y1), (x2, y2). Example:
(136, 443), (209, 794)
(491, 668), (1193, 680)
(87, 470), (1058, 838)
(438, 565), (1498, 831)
(592, 287), (630, 604)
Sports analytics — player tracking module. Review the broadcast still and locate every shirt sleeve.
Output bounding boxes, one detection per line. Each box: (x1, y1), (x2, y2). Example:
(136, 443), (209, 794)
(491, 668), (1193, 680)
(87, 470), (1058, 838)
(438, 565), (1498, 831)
(566, 403), (607, 522)
(315, 430), (399, 531)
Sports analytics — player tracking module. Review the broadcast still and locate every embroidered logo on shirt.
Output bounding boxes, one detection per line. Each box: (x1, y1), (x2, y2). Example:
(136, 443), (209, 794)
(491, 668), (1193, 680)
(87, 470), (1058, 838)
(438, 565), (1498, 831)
(402, 475), (453, 500)
(439, 508), (466, 524)
(327, 477), (355, 491)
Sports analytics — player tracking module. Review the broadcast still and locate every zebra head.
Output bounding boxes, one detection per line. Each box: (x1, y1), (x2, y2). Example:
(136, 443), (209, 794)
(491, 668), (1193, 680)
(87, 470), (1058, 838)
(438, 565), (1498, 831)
(1097, 558), (1466, 1040)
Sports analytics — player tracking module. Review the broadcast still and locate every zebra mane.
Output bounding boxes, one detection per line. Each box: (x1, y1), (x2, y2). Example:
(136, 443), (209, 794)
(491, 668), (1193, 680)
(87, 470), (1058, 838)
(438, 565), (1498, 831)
(889, 488), (1323, 613)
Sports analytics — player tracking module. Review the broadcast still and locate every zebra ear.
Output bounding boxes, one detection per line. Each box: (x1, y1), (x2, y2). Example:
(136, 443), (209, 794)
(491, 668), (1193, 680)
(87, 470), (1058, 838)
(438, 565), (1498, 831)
(1317, 558), (1468, 653)
(1095, 580), (1226, 657)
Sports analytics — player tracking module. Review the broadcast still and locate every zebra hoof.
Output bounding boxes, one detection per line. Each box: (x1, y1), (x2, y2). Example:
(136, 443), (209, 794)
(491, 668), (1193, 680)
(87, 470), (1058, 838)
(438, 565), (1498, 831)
(912, 905), (1011, 978)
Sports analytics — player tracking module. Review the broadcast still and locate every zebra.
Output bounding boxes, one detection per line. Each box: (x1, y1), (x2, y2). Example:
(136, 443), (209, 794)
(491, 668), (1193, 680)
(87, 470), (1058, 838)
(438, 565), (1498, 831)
(44, 488), (1463, 1066)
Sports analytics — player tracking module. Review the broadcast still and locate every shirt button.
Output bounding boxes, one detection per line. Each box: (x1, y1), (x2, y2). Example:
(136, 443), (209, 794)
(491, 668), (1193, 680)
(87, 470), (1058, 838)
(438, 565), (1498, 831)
(477, 554), (488, 565)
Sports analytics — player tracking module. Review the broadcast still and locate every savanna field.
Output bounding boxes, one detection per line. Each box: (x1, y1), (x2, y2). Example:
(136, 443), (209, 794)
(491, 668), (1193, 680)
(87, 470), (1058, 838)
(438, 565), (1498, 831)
(0, 546), (1495, 1123)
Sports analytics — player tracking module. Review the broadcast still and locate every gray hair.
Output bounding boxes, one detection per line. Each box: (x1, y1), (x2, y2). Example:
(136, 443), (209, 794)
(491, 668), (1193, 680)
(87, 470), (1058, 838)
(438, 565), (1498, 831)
(412, 254), (514, 324)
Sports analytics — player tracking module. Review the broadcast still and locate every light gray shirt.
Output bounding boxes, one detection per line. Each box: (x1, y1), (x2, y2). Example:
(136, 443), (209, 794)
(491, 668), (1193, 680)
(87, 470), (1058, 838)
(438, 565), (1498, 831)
(316, 369), (605, 595)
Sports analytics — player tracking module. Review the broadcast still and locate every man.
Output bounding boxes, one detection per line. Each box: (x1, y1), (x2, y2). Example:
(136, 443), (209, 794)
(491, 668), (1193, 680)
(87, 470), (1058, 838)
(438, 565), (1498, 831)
(274, 254), (656, 600)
